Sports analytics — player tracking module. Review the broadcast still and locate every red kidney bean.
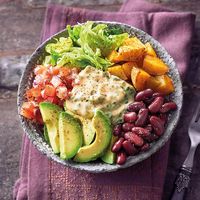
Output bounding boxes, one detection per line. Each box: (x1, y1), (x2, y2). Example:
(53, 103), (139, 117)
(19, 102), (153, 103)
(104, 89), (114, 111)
(122, 123), (135, 132)
(145, 133), (159, 142)
(148, 97), (164, 113)
(150, 116), (164, 136)
(111, 138), (124, 153)
(127, 101), (146, 112)
(159, 113), (168, 125)
(123, 112), (137, 123)
(145, 124), (153, 132)
(144, 97), (154, 105)
(135, 108), (148, 127)
(132, 127), (150, 137)
(120, 131), (125, 137)
(124, 132), (144, 147)
(152, 92), (164, 98)
(160, 102), (177, 113)
(116, 151), (127, 165)
(122, 140), (136, 155)
(113, 124), (122, 136)
(135, 89), (154, 101)
(141, 143), (150, 151)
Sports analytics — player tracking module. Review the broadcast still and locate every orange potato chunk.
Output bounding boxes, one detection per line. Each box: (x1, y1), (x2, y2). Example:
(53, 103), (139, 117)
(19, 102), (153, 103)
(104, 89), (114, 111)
(146, 75), (174, 95)
(131, 67), (151, 91)
(107, 37), (146, 63)
(143, 55), (169, 75)
(123, 37), (143, 46)
(146, 76), (160, 91)
(122, 62), (138, 80)
(108, 65), (128, 80)
(145, 42), (157, 57)
(107, 50), (119, 63)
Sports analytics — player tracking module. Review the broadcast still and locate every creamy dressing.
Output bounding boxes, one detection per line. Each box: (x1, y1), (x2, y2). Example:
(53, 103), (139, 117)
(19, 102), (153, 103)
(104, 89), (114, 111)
(65, 66), (135, 124)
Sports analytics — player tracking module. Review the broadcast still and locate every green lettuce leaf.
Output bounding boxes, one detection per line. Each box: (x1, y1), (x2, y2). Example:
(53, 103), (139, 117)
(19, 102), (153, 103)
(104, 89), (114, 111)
(67, 21), (129, 57)
(44, 21), (128, 69)
(44, 37), (73, 66)
(67, 25), (82, 45)
(57, 47), (112, 70)
(45, 37), (73, 54)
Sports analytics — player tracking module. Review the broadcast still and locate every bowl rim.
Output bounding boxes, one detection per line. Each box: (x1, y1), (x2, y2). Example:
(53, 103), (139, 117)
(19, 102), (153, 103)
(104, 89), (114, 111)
(17, 21), (183, 173)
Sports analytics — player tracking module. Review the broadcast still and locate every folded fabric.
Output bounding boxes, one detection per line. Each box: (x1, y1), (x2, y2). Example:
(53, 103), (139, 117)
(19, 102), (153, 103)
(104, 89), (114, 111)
(14, 1), (195, 199)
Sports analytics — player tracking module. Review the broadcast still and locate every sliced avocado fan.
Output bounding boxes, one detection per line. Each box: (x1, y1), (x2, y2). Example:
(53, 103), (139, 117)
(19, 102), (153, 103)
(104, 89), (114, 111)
(39, 102), (63, 154)
(101, 135), (117, 164)
(73, 109), (112, 163)
(64, 103), (95, 146)
(43, 124), (50, 144)
(59, 112), (83, 160)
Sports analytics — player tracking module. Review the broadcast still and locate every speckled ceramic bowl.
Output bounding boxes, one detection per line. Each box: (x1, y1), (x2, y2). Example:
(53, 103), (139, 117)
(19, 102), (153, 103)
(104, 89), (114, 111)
(17, 21), (183, 173)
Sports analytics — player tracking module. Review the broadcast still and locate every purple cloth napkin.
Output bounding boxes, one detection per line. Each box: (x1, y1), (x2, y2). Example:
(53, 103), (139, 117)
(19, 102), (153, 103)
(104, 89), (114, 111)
(14, 1), (195, 199)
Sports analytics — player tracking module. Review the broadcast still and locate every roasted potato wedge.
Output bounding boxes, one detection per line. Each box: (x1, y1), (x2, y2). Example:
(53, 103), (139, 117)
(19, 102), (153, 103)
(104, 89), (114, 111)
(107, 50), (119, 63)
(146, 75), (174, 95)
(122, 62), (138, 79)
(108, 37), (146, 63)
(108, 65), (128, 80)
(123, 37), (143, 46)
(145, 42), (157, 57)
(131, 66), (151, 91)
(143, 55), (169, 75)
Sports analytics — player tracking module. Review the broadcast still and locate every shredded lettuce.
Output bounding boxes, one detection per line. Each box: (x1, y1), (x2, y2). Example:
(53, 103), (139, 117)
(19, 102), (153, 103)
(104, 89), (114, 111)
(57, 47), (112, 70)
(44, 37), (73, 66)
(44, 21), (128, 70)
(67, 21), (128, 57)
(45, 37), (73, 54)
(67, 25), (82, 45)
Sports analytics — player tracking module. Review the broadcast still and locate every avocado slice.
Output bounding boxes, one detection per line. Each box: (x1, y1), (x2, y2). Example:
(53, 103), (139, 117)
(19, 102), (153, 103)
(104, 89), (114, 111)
(81, 118), (95, 146)
(39, 102), (62, 154)
(43, 125), (50, 144)
(101, 135), (117, 164)
(64, 103), (95, 146)
(59, 112), (83, 160)
(73, 109), (112, 163)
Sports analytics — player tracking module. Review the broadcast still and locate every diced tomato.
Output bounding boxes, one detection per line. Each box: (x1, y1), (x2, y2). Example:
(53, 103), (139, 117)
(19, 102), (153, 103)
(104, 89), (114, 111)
(35, 96), (44, 104)
(26, 87), (42, 99)
(59, 67), (71, 77)
(63, 75), (74, 89)
(20, 109), (34, 119)
(44, 85), (56, 97)
(56, 86), (68, 100)
(45, 96), (60, 104)
(58, 99), (65, 107)
(34, 65), (47, 75)
(41, 85), (56, 99)
(22, 65), (80, 121)
(43, 70), (52, 81)
(20, 102), (36, 119)
(33, 75), (44, 87)
(49, 66), (59, 75)
(41, 90), (46, 99)
(34, 108), (43, 124)
(22, 101), (36, 110)
(44, 79), (51, 86)
(50, 76), (63, 88)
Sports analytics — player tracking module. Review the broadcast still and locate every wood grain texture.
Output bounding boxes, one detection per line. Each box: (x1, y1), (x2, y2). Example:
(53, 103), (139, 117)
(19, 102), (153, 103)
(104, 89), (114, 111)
(0, 98), (23, 200)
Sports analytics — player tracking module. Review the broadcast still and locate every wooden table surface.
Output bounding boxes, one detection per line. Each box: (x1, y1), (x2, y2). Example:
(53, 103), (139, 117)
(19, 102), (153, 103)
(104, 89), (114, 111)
(0, 0), (200, 199)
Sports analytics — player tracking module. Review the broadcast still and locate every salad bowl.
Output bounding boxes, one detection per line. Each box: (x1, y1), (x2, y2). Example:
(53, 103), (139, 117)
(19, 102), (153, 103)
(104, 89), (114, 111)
(17, 21), (183, 173)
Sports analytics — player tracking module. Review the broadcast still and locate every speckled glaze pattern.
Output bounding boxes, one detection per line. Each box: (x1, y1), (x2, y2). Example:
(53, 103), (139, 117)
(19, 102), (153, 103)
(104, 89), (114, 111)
(17, 21), (183, 173)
